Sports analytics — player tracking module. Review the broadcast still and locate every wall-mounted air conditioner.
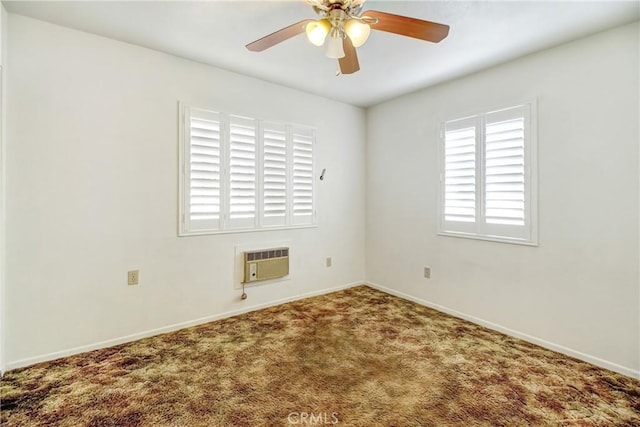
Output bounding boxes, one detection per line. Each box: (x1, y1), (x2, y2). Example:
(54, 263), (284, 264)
(243, 247), (289, 283)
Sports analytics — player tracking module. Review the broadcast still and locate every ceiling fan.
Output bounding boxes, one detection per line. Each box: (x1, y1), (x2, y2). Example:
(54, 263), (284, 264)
(245, 0), (450, 75)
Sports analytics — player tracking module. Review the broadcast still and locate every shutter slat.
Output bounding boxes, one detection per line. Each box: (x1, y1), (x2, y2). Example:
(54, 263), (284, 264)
(189, 113), (221, 221)
(229, 117), (256, 220)
(263, 123), (288, 219)
(292, 129), (314, 219)
(484, 117), (525, 225)
(444, 124), (476, 223)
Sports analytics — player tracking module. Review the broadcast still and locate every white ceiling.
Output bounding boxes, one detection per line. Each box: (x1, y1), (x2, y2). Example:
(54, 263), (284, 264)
(4, 0), (639, 107)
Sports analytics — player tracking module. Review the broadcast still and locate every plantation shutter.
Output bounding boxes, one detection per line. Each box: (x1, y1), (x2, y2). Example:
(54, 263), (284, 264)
(484, 107), (526, 226)
(180, 103), (318, 235)
(482, 105), (531, 239)
(292, 127), (315, 225)
(228, 115), (256, 229)
(439, 103), (534, 244)
(262, 122), (288, 226)
(186, 108), (221, 231)
(442, 116), (478, 233)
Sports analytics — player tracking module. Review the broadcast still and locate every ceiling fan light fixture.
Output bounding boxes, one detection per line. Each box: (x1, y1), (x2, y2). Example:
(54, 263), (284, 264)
(305, 19), (331, 46)
(344, 19), (371, 48)
(325, 32), (345, 59)
(246, 1), (451, 75)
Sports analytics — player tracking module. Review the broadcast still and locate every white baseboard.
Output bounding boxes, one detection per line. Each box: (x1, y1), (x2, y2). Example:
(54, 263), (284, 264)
(4, 281), (363, 373)
(365, 281), (640, 380)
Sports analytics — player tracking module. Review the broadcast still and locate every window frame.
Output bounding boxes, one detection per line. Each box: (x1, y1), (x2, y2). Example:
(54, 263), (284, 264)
(178, 103), (318, 237)
(437, 100), (538, 246)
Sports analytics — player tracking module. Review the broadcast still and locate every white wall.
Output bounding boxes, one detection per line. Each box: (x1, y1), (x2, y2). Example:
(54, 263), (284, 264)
(367, 22), (639, 377)
(0, 4), (7, 374)
(5, 14), (366, 367)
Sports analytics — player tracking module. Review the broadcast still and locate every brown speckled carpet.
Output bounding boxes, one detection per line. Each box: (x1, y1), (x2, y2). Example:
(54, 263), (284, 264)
(1, 286), (639, 426)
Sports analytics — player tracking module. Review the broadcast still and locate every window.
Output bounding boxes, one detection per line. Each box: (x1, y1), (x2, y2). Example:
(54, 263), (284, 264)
(180, 105), (316, 235)
(438, 102), (537, 245)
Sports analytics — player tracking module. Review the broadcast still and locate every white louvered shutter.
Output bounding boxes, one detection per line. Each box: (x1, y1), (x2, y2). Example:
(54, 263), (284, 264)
(482, 105), (531, 239)
(180, 104), (318, 235)
(292, 127), (315, 225)
(485, 108), (525, 226)
(186, 108), (221, 231)
(228, 115), (256, 229)
(262, 122), (288, 226)
(442, 116), (478, 233)
(439, 103), (534, 243)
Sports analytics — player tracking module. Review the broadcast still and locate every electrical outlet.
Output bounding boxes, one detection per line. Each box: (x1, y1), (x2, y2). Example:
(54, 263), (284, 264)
(326, 257), (332, 268)
(424, 267), (431, 279)
(128, 270), (139, 286)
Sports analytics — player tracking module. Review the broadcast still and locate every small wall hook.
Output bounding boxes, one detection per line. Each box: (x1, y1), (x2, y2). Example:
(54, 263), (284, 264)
(319, 168), (327, 181)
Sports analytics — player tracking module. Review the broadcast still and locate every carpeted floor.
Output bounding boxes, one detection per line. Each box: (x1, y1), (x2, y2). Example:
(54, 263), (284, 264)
(1, 286), (639, 426)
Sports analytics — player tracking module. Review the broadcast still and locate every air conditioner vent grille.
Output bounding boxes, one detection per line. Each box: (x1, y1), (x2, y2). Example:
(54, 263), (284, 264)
(246, 248), (289, 261)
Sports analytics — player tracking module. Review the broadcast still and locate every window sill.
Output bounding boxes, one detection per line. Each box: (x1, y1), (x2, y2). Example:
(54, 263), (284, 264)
(179, 223), (318, 237)
(437, 231), (538, 247)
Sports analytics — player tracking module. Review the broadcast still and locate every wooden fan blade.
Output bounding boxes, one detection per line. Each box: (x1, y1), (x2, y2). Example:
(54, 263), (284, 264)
(339, 37), (360, 74)
(246, 19), (314, 52)
(365, 10), (449, 43)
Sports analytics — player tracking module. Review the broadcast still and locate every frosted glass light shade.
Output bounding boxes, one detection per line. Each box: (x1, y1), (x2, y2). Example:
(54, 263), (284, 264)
(344, 19), (371, 48)
(325, 35), (345, 59)
(306, 19), (331, 46)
